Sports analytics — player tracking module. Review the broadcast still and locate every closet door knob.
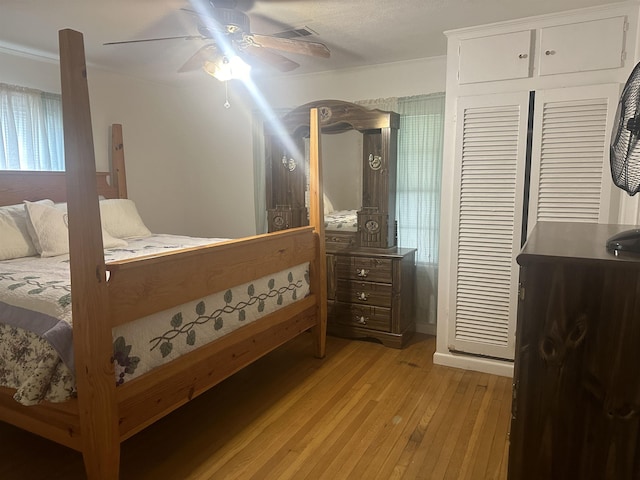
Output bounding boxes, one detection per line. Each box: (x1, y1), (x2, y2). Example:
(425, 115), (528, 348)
(518, 53), (528, 59)
(545, 49), (556, 56)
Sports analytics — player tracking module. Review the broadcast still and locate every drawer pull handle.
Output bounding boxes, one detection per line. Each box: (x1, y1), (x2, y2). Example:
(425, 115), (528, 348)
(545, 49), (556, 56)
(356, 315), (368, 325)
(356, 291), (369, 301)
(518, 53), (528, 59)
(356, 268), (369, 278)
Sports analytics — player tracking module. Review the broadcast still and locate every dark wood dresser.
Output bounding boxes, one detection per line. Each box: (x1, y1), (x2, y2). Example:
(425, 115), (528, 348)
(326, 247), (416, 348)
(508, 221), (640, 480)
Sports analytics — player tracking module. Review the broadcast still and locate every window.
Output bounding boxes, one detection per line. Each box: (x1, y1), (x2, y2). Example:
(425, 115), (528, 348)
(395, 94), (445, 327)
(396, 96), (445, 265)
(0, 83), (64, 170)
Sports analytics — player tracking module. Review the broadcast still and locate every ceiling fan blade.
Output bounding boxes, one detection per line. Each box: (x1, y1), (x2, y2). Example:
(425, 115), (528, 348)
(104, 35), (205, 46)
(178, 44), (219, 72)
(244, 44), (300, 72)
(249, 33), (330, 58)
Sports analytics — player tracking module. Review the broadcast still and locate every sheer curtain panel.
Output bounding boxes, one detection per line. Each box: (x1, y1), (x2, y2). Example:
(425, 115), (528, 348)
(396, 93), (445, 330)
(0, 83), (64, 171)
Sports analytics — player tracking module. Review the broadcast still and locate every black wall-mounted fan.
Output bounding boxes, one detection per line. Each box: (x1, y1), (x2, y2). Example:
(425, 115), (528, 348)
(104, 0), (330, 75)
(607, 61), (640, 253)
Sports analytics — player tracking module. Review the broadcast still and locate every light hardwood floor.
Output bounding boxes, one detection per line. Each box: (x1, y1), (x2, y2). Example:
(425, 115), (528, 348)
(0, 333), (512, 479)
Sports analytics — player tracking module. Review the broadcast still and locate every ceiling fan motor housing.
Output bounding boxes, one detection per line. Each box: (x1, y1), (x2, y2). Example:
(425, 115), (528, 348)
(214, 7), (250, 33)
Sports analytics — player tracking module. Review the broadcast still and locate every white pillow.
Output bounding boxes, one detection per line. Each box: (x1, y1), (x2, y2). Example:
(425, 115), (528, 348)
(24, 201), (127, 257)
(0, 199), (54, 261)
(99, 199), (152, 239)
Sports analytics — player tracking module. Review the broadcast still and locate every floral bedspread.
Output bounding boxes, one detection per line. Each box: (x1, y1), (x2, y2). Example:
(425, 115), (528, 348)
(0, 234), (310, 405)
(324, 210), (358, 231)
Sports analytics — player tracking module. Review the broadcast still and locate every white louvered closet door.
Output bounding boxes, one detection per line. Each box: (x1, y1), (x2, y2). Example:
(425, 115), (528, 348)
(527, 83), (621, 231)
(448, 92), (530, 360)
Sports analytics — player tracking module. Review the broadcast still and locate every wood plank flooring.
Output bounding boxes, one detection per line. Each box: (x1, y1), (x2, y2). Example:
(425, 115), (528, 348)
(0, 333), (512, 479)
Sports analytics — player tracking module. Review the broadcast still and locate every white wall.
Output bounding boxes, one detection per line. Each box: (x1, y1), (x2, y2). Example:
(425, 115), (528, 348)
(254, 56), (447, 108)
(0, 48), (195, 235)
(0, 48), (447, 240)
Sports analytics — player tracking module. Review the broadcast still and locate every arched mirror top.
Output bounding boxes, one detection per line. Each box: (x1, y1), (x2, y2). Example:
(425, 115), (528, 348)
(270, 99), (399, 136)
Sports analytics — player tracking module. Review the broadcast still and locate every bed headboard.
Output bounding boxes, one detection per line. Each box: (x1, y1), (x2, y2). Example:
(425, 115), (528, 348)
(0, 123), (127, 207)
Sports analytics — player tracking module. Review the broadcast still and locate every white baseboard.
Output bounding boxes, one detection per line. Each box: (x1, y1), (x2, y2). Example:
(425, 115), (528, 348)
(433, 351), (514, 378)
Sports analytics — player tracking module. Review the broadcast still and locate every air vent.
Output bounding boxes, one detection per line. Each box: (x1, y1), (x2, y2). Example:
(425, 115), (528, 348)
(274, 26), (317, 39)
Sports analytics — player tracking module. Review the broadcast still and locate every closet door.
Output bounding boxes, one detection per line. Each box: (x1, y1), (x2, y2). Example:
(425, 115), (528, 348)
(527, 83), (621, 231)
(448, 92), (530, 360)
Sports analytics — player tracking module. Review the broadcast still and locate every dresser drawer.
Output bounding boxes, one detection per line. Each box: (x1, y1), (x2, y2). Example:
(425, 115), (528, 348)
(336, 256), (393, 283)
(325, 231), (357, 250)
(333, 302), (391, 332)
(336, 279), (392, 307)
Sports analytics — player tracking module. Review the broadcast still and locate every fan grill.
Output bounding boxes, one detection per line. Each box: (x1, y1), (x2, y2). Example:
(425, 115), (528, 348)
(610, 62), (640, 196)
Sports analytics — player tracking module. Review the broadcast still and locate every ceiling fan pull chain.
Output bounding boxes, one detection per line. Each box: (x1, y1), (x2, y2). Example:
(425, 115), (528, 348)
(224, 81), (231, 109)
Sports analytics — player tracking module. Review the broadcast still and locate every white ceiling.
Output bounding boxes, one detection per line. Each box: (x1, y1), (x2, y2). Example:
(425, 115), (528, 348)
(0, 0), (620, 85)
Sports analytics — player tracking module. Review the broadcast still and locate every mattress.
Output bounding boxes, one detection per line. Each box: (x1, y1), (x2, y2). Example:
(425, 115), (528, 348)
(0, 234), (310, 405)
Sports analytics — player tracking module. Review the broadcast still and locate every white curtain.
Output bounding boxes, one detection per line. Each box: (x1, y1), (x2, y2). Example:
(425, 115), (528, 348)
(0, 83), (64, 170)
(396, 93), (445, 328)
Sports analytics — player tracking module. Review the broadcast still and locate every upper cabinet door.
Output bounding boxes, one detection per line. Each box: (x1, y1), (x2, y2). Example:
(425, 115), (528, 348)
(458, 30), (533, 84)
(538, 16), (626, 76)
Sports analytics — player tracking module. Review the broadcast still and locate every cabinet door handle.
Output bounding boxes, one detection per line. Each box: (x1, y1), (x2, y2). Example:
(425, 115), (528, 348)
(518, 53), (528, 59)
(545, 49), (556, 56)
(356, 268), (369, 278)
(356, 291), (369, 301)
(355, 315), (368, 325)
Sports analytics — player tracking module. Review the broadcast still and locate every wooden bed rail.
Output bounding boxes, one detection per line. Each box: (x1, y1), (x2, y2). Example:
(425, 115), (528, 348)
(111, 123), (128, 198)
(107, 226), (317, 326)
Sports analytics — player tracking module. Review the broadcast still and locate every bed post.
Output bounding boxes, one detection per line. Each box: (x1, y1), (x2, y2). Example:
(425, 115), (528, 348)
(111, 123), (128, 198)
(308, 107), (327, 358)
(59, 29), (120, 479)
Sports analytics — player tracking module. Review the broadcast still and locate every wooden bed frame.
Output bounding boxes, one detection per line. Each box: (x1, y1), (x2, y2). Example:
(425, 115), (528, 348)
(0, 29), (327, 479)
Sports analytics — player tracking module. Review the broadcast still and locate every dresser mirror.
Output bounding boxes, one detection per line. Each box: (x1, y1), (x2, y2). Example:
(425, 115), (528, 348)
(265, 99), (399, 250)
(319, 130), (362, 213)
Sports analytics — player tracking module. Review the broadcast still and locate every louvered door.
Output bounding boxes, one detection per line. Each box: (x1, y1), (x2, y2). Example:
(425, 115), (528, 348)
(527, 83), (620, 231)
(448, 86), (619, 361)
(448, 92), (530, 360)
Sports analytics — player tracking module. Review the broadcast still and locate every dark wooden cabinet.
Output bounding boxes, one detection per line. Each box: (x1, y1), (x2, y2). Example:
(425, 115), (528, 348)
(265, 99), (416, 348)
(327, 247), (416, 348)
(509, 221), (640, 480)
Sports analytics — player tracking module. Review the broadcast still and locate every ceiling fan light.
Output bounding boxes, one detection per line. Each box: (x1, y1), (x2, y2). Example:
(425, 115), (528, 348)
(204, 54), (251, 81)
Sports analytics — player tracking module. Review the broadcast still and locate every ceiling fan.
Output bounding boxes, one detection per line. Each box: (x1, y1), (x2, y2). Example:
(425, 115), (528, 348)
(104, 0), (331, 79)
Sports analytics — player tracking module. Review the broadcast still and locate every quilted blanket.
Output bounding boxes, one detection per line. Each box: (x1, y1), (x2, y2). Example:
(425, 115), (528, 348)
(0, 234), (310, 405)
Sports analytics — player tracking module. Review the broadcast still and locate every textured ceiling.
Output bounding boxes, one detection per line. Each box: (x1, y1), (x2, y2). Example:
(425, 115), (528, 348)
(0, 0), (619, 84)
